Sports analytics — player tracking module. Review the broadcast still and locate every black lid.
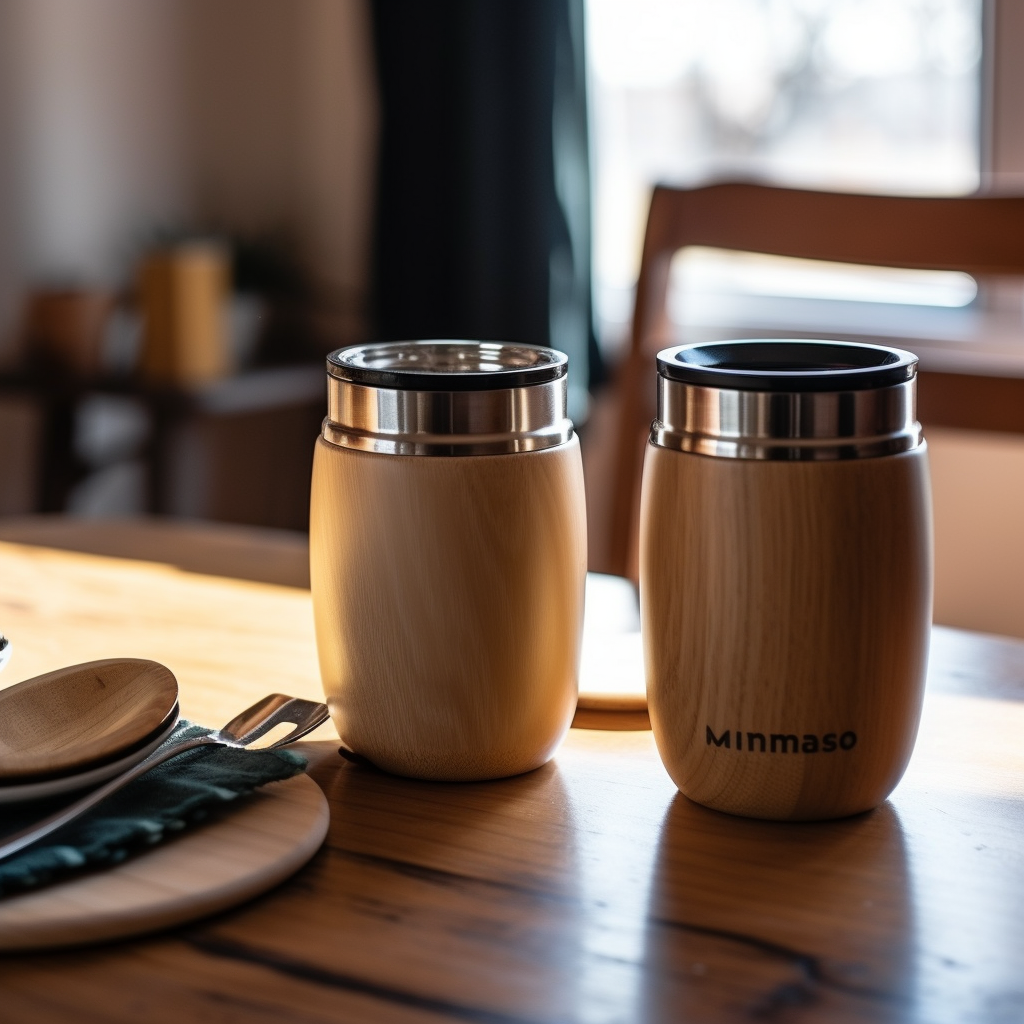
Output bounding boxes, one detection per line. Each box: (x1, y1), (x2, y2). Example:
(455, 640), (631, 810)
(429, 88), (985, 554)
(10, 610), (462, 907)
(328, 340), (568, 392)
(656, 340), (918, 392)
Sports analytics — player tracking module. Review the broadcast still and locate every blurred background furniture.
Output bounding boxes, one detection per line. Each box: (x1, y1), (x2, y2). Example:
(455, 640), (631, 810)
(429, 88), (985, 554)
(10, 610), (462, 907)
(0, 365), (325, 531)
(590, 182), (1024, 636)
(0, 395), (44, 516)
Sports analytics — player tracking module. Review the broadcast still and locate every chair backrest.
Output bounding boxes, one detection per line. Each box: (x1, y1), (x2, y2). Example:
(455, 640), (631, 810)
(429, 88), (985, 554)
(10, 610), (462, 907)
(608, 182), (1024, 578)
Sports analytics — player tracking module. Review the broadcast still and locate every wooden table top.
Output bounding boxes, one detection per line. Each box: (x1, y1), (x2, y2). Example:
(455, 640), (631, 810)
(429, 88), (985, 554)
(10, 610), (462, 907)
(0, 518), (1022, 1023)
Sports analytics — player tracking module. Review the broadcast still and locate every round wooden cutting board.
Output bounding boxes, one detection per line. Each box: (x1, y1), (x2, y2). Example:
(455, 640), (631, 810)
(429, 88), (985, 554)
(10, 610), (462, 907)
(0, 774), (329, 951)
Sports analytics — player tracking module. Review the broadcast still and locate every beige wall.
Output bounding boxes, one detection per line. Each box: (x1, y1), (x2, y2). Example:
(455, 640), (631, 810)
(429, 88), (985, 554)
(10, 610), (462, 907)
(3, 0), (189, 288)
(0, 0), (378, 354)
(929, 426), (1024, 638)
(180, 0), (378, 340)
(0, 10), (17, 355)
(0, 0), (189, 356)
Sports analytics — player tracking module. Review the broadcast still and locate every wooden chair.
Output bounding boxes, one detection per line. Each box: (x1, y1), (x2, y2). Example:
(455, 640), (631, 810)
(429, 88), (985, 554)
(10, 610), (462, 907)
(606, 182), (1024, 579)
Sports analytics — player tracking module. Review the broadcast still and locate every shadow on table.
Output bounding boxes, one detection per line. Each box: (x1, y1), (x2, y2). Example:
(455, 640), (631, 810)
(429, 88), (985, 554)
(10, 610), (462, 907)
(640, 796), (915, 1022)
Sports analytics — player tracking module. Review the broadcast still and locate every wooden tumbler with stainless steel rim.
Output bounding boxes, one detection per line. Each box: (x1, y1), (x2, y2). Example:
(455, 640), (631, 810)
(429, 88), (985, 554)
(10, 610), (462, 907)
(640, 340), (932, 821)
(310, 341), (587, 781)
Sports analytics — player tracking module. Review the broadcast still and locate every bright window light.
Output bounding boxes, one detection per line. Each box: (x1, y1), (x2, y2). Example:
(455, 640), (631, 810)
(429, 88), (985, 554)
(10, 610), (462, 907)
(673, 249), (979, 308)
(586, 0), (983, 356)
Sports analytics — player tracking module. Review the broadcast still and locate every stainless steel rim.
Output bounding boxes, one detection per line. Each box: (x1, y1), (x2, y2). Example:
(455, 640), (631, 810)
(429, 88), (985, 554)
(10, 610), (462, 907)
(322, 377), (573, 456)
(656, 339), (918, 392)
(322, 340), (574, 456)
(327, 339), (567, 391)
(650, 339), (922, 461)
(651, 377), (921, 460)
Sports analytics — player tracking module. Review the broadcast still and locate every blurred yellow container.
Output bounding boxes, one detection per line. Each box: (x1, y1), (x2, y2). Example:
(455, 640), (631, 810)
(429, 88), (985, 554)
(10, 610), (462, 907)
(139, 241), (232, 384)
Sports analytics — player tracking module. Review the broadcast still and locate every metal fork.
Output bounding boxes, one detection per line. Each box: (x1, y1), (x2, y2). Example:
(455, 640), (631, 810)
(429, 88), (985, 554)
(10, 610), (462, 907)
(0, 693), (330, 863)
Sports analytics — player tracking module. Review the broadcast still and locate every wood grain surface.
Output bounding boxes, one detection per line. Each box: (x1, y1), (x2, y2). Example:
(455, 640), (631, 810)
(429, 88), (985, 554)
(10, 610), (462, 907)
(0, 522), (1022, 1023)
(0, 774), (328, 951)
(640, 444), (933, 820)
(0, 516), (644, 727)
(0, 659), (178, 779)
(0, 515), (313, 588)
(310, 438), (587, 781)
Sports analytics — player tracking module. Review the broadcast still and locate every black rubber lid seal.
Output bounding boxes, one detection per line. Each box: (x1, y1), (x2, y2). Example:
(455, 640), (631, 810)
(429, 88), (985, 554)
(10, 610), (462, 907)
(328, 340), (568, 392)
(657, 340), (918, 392)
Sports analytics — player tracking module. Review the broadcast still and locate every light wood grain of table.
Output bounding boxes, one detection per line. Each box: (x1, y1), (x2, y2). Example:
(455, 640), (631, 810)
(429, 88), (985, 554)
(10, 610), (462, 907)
(0, 525), (1022, 1023)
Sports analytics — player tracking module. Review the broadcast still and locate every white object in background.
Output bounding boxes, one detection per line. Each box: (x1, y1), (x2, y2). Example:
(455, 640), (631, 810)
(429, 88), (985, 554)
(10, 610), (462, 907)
(578, 572), (646, 711)
(0, 637), (9, 672)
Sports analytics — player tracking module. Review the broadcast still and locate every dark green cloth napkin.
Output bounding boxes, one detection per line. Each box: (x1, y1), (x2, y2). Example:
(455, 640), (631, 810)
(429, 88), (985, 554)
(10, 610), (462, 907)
(0, 721), (307, 898)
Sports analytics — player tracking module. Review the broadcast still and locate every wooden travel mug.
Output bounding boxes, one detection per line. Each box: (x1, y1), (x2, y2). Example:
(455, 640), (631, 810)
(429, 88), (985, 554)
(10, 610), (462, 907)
(640, 340), (932, 821)
(310, 341), (587, 781)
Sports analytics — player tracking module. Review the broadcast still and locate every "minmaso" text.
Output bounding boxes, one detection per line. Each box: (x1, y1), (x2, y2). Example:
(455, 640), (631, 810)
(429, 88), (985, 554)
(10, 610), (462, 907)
(705, 726), (857, 753)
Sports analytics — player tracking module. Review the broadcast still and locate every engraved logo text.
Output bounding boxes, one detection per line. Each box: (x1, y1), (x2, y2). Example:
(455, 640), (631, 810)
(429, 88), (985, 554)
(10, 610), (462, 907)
(706, 726), (857, 753)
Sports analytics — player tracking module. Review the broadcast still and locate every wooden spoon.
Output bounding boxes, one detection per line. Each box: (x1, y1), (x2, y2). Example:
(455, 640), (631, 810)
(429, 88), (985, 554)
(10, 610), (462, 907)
(0, 659), (178, 782)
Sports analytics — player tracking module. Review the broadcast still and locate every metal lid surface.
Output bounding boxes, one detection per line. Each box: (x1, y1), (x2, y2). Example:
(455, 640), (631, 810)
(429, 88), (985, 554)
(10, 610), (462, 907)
(328, 340), (567, 391)
(657, 339), (917, 392)
(652, 339), (922, 461)
(323, 340), (573, 456)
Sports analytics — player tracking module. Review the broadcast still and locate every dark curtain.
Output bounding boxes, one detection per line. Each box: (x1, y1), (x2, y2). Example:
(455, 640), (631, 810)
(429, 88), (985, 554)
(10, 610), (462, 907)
(371, 0), (602, 418)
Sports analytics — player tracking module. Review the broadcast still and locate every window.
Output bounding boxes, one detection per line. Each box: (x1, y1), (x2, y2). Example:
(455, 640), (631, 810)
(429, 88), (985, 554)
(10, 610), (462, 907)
(586, 0), (983, 357)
